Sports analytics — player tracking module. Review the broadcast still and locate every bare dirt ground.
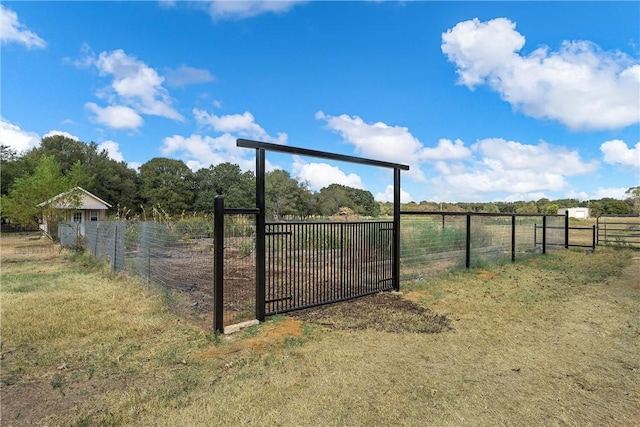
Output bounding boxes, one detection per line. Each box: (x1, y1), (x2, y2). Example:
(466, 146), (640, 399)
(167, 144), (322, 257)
(290, 291), (452, 334)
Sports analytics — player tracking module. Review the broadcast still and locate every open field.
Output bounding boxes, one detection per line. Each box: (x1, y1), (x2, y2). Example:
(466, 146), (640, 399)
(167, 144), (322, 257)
(1, 235), (639, 426)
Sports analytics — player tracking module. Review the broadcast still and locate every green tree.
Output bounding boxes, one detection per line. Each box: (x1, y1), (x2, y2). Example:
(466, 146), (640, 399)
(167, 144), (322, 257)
(1, 145), (30, 196)
(1, 156), (82, 228)
(545, 203), (560, 214)
(193, 163), (255, 211)
(514, 201), (538, 214)
(139, 158), (195, 214)
(482, 203), (500, 213)
(625, 186), (640, 214)
(30, 135), (88, 173)
(83, 148), (140, 213)
(316, 184), (379, 217)
(22, 135), (141, 213)
(265, 169), (311, 219)
(589, 198), (633, 216)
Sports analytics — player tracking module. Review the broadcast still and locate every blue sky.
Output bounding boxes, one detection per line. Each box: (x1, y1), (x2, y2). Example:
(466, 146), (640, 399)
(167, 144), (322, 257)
(2, 1), (639, 204)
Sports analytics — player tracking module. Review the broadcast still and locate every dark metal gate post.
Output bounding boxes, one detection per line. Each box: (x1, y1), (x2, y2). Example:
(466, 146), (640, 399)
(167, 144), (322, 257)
(465, 214), (471, 268)
(564, 211), (569, 249)
(255, 148), (266, 322)
(213, 196), (225, 333)
(542, 215), (547, 254)
(511, 215), (516, 262)
(393, 168), (401, 291)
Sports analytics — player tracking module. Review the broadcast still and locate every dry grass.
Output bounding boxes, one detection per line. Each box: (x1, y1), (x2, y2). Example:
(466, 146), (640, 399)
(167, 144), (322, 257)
(1, 233), (639, 426)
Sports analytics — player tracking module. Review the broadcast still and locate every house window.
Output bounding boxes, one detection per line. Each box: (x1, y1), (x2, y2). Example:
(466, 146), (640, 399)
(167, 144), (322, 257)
(90, 211), (99, 221)
(73, 212), (83, 223)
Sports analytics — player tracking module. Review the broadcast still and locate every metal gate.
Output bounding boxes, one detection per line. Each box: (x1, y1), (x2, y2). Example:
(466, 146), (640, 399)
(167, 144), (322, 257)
(213, 139), (409, 332)
(264, 220), (394, 315)
(597, 215), (640, 248)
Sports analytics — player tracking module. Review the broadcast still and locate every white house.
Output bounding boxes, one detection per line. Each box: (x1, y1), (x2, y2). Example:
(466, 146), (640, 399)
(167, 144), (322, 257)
(558, 207), (590, 219)
(37, 187), (112, 237)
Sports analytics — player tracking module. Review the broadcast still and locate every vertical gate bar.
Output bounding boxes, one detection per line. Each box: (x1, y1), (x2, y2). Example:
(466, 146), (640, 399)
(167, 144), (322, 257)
(329, 223), (333, 302)
(592, 225), (596, 250)
(376, 222), (381, 291)
(339, 223), (343, 300)
(542, 215), (547, 254)
(256, 148), (266, 321)
(311, 223), (315, 305)
(349, 223), (354, 297)
(295, 223), (299, 309)
(326, 223), (330, 303)
(311, 223), (316, 305)
(511, 214), (516, 262)
(294, 223), (298, 309)
(323, 223), (328, 304)
(213, 195), (224, 333)
(393, 168), (401, 291)
(564, 211), (569, 249)
(288, 224), (292, 311)
(338, 222), (342, 300)
(359, 223), (362, 294)
(465, 214), (471, 269)
(355, 223), (360, 295)
(284, 225), (288, 311)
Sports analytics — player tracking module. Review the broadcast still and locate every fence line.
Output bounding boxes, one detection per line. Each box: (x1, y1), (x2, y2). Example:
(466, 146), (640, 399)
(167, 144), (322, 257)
(16, 210), (604, 332)
(399, 212), (567, 281)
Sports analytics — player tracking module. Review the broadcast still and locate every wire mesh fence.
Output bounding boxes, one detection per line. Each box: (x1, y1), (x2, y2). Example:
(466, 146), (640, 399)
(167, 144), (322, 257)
(400, 213), (567, 281)
(0, 231), (57, 256)
(221, 214), (256, 328)
(85, 221), (126, 271)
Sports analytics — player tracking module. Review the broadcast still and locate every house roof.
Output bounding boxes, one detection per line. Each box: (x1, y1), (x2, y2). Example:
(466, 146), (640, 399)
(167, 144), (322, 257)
(37, 187), (112, 210)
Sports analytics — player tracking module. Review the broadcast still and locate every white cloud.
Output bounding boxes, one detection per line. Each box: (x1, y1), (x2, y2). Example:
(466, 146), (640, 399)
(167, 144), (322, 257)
(473, 138), (599, 176)
(161, 133), (255, 172)
(202, 1), (305, 21)
(98, 140), (125, 163)
(0, 5), (46, 49)
(43, 130), (79, 141)
(164, 65), (215, 87)
(423, 138), (472, 161)
(442, 17), (640, 131)
(128, 161), (142, 172)
(291, 156), (363, 190)
(600, 139), (640, 169)
(77, 48), (183, 130)
(569, 187), (632, 201)
(162, 109), (288, 171)
(85, 103), (144, 130)
(193, 109), (288, 144)
(0, 118), (40, 153)
(429, 137), (599, 200)
(316, 111), (425, 181)
(94, 49), (184, 121)
(375, 185), (413, 204)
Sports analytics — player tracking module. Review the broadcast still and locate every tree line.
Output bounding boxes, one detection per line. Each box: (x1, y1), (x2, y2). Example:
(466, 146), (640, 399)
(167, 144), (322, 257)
(1, 135), (638, 229)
